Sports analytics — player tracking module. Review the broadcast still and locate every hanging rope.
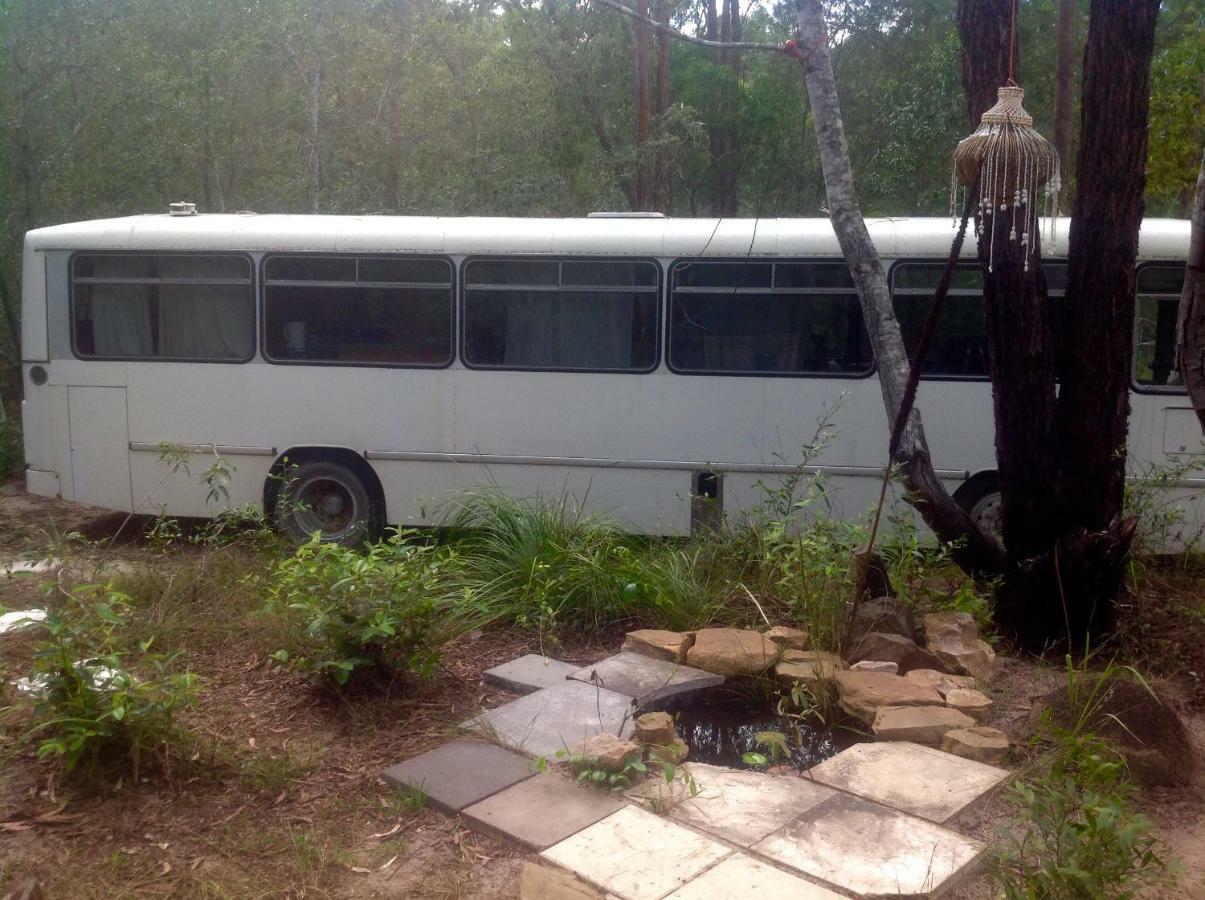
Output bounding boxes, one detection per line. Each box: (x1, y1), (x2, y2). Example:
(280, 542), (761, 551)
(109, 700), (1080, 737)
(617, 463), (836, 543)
(1008, 0), (1019, 85)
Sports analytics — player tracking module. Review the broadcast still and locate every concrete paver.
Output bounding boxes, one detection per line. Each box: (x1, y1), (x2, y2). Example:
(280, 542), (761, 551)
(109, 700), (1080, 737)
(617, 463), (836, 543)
(462, 771), (627, 850)
(381, 739), (535, 814)
(484, 654), (579, 694)
(568, 652), (722, 706)
(664, 854), (847, 900)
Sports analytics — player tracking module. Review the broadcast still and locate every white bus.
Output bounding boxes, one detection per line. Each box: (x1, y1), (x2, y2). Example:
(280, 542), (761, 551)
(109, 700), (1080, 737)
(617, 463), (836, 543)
(18, 210), (1201, 545)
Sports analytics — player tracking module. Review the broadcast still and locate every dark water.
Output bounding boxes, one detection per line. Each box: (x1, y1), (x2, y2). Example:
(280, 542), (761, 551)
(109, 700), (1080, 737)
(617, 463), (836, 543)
(648, 689), (859, 771)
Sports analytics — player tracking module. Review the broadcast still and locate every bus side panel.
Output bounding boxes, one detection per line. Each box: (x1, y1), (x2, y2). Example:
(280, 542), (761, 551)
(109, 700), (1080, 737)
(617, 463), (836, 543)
(20, 244), (48, 361)
(129, 451), (273, 518)
(373, 460), (456, 527)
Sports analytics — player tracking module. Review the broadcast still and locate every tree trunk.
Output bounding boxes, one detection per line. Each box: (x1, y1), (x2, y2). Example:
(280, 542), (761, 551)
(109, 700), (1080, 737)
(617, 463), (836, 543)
(793, 0), (1005, 575)
(653, 0), (672, 213)
(633, 0), (653, 209)
(1054, 0), (1076, 193)
(955, 2), (1064, 563)
(1176, 150), (1205, 430)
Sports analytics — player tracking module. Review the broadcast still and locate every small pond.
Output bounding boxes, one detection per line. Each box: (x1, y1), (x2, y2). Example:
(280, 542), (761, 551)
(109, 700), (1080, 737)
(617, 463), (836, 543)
(646, 686), (861, 772)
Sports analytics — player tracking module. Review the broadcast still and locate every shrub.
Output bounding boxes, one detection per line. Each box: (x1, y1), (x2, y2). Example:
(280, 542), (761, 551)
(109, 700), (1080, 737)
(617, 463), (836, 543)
(262, 531), (488, 688)
(0, 414), (22, 479)
(19, 583), (198, 778)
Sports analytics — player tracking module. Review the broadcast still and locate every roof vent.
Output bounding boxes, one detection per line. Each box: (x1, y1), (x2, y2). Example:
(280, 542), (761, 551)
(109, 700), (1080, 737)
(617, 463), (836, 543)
(587, 211), (666, 219)
(169, 201), (197, 217)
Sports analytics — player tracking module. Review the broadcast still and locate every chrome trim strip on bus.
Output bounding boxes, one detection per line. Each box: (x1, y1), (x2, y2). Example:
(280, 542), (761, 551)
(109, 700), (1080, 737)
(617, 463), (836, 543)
(364, 449), (969, 479)
(129, 442), (277, 457)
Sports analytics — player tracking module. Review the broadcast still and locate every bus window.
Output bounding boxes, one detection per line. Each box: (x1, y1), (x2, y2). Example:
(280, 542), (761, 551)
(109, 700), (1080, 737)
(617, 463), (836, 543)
(891, 263), (988, 378)
(1134, 264), (1186, 389)
(462, 258), (658, 372)
(72, 254), (253, 361)
(263, 255), (453, 367)
(668, 261), (871, 376)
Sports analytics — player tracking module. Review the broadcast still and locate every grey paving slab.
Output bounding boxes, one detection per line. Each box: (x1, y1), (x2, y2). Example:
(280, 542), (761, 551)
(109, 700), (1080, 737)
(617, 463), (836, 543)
(660, 763), (837, 847)
(542, 805), (732, 900)
(381, 739), (535, 815)
(806, 740), (1009, 823)
(461, 771), (628, 850)
(664, 854), (846, 900)
(483, 654), (578, 694)
(567, 652), (723, 705)
(751, 792), (985, 898)
(461, 682), (636, 759)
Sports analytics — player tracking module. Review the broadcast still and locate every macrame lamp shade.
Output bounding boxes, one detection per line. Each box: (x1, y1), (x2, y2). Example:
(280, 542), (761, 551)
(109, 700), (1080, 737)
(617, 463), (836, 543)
(952, 85), (1061, 272)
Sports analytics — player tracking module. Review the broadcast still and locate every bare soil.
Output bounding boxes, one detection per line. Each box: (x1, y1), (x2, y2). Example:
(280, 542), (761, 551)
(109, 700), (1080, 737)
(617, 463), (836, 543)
(1, 480), (1201, 899)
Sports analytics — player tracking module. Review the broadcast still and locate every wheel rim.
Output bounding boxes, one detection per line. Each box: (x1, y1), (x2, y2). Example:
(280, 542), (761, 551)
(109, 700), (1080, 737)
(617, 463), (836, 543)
(290, 476), (360, 541)
(968, 491), (1004, 550)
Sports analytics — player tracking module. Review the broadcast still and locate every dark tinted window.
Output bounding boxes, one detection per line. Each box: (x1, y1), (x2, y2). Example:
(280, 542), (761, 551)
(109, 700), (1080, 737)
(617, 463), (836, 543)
(72, 254), (253, 360)
(891, 264), (988, 378)
(669, 261), (872, 376)
(264, 255), (452, 366)
(463, 258), (658, 371)
(1134, 264), (1185, 388)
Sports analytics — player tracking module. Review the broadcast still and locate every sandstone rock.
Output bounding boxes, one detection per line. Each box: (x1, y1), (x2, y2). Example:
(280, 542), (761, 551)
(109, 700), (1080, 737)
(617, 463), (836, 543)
(846, 596), (919, 646)
(621, 629), (694, 663)
(849, 631), (948, 674)
(762, 625), (810, 651)
(871, 705), (976, 746)
(923, 612), (997, 680)
(519, 862), (603, 900)
(686, 628), (780, 676)
(634, 711), (677, 746)
(776, 650), (844, 688)
(850, 660), (899, 675)
(941, 726), (1010, 764)
(570, 733), (642, 773)
(944, 687), (994, 721)
(834, 670), (944, 723)
(904, 668), (979, 697)
(649, 737), (689, 766)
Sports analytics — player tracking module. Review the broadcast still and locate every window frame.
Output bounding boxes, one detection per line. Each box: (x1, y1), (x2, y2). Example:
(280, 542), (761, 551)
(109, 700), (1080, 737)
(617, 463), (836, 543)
(69, 250), (257, 364)
(666, 257), (875, 379)
(260, 252), (456, 370)
(1131, 260), (1189, 396)
(889, 259), (992, 384)
(459, 255), (663, 374)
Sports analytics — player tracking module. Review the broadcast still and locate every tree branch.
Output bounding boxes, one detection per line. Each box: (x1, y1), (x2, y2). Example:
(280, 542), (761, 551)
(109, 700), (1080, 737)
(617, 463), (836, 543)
(590, 0), (785, 53)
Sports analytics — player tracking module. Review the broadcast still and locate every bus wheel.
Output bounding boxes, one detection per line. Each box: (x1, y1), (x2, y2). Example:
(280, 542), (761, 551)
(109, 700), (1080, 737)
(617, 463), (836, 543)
(274, 460), (382, 546)
(953, 473), (1004, 551)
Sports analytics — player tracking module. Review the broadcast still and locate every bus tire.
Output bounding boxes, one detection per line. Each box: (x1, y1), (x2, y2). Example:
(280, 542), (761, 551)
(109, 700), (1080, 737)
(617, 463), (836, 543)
(273, 459), (383, 546)
(953, 472), (1004, 550)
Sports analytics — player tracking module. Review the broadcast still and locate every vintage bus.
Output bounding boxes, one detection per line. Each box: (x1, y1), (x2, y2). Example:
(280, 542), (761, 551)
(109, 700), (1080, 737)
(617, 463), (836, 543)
(18, 209), (1201, 545)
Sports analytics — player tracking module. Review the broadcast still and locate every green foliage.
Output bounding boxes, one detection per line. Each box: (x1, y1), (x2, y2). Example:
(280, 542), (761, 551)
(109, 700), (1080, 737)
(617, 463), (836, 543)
(18, 583), (198, 777)
(993, 659), (1178, 899)
(260, 531), (477, 688)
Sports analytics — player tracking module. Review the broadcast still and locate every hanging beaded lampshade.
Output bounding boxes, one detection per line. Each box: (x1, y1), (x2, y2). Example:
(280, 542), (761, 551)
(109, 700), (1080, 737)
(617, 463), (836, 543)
(952, 84), (1061, 272)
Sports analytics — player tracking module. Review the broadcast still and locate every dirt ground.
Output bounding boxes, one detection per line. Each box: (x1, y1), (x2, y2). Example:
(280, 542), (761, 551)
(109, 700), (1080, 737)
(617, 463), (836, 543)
(1, 480), (1202, 899)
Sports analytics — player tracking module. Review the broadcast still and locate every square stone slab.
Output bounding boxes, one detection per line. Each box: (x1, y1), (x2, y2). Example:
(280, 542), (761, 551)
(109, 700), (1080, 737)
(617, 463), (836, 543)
(664, 854), (846, 900)
(483, 654), (578, 694)
(381, 739), (535, 815)
(542, 805), (732, 900)
(807, 740), (1009, 822)
(568, 652), (723, 705)
(462, 681), (636, 759)
(658, 763), (836, 847)
(461, 771), (628, 850)
(752, 792), (985, 898)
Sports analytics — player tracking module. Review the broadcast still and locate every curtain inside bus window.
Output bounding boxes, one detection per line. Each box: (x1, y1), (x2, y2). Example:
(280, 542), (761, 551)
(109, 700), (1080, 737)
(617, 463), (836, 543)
(158, 257), (252, 359)
(1134, 265), (1186, 387)
(501, 293), (635, 368)
(87, 257), (154, 357)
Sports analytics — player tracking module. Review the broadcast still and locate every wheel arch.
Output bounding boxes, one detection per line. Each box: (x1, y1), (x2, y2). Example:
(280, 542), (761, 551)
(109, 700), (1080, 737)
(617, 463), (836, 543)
(263, 446), (387, 523)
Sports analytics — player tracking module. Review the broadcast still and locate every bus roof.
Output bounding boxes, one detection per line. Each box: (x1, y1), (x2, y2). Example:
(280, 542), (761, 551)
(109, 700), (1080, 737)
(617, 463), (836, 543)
(24, 213), (1191, 260)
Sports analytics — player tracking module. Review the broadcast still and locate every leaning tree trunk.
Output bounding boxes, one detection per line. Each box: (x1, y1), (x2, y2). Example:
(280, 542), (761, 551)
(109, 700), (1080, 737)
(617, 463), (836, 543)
(1177, 150), (1205, 430)
(794, 0), (1004, 575)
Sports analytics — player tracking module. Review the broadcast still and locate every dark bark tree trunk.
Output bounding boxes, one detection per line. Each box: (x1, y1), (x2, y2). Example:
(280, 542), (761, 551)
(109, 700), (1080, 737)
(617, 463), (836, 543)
(956, 2), (1063, 563)
(653, 0), (672, 213)
(1054, 0), (1076, 193)
(633, 0), (653, 209)
(794, 0), (1005, 575)
(1177, 151), (1205, 430)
